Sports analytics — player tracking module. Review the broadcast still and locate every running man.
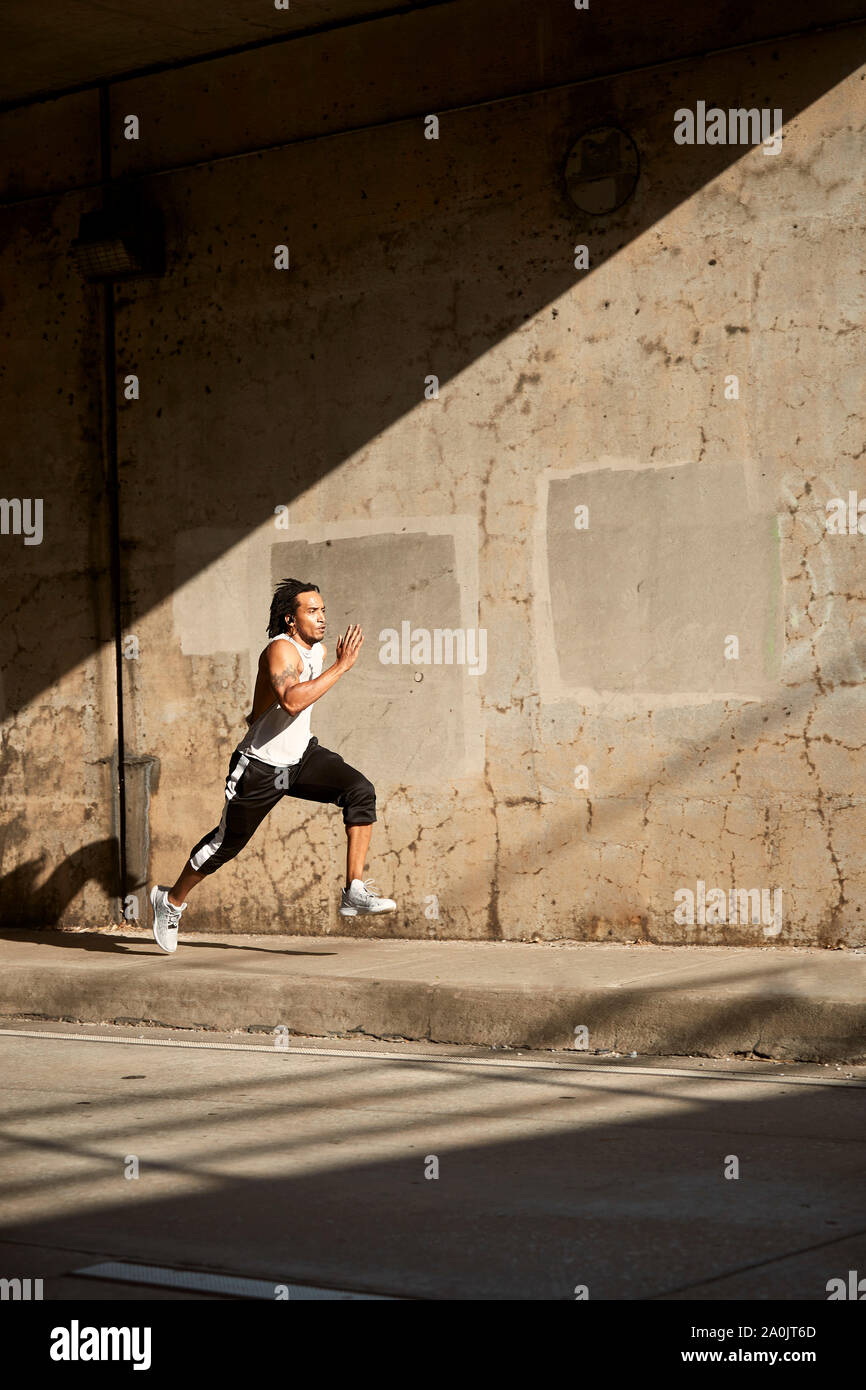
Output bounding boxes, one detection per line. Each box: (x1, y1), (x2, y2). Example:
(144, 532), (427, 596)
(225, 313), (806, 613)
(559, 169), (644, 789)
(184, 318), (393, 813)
(149, 578), (396, 952)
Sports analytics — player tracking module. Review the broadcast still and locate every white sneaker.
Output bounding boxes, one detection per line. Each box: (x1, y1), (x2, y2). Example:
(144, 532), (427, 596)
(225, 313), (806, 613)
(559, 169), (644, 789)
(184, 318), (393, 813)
(150, 884), (187, 953)
(339, 878), (396, 916)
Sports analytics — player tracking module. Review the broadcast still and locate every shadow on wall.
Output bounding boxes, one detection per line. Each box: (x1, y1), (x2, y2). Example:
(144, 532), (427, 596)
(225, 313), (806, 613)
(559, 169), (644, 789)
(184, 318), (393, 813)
(0, 25), (864, 716)
(439, 650), (865, 947)
(0, 839), (118, 930)
(5, 654), (857, 939)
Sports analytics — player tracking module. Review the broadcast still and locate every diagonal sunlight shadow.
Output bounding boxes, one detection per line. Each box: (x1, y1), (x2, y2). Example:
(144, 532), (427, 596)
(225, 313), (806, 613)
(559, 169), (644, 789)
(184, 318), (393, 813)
(0, 1046), (863, 1298)
(0, 1024), (861, 1166)
(1, 931), (855, 1056)
(2, 23), (864, 720)
(3, 1009), (860, 1189)
(439, 651), (866, 943)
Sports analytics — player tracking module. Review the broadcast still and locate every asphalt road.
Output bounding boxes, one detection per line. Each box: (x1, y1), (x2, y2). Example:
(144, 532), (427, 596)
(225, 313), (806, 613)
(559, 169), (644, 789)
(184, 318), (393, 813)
(0, 1023), (864, 1300)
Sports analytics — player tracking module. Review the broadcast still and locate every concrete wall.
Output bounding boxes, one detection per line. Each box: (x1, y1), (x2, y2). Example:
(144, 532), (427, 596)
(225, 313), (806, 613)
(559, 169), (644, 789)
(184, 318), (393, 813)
(0, 90), (118, 929)
(1, 2), (864, 944)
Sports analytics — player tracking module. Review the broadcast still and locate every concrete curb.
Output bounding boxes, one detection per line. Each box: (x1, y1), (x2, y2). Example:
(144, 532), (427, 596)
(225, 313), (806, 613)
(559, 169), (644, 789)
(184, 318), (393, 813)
(1, 931), (864, 1061)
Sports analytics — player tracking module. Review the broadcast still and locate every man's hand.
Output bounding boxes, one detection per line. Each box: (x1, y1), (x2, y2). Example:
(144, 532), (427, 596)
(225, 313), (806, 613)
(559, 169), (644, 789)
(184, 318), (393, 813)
(335, 624), (364, 671)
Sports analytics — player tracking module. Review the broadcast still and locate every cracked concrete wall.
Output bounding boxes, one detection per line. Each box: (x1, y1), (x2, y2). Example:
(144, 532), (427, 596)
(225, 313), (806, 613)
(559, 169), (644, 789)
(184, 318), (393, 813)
(0, 173), (118, 928)
(1, 3), (864, 943)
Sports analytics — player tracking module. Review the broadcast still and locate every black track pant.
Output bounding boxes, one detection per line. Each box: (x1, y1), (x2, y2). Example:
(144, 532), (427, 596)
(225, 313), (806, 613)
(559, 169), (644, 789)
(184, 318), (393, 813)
(188, 736), (376, 877)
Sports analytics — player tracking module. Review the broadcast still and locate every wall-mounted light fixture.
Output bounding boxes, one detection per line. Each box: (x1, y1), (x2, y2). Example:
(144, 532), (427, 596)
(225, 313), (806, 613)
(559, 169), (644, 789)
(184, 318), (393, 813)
(70, 196), (165, 282)
(565, 126), (639, 214)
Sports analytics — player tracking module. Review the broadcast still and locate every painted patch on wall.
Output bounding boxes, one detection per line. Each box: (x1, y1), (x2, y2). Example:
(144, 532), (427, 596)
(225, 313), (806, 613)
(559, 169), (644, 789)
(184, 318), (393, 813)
(271, 532), (466, 778)
(546, 460), (782, 694)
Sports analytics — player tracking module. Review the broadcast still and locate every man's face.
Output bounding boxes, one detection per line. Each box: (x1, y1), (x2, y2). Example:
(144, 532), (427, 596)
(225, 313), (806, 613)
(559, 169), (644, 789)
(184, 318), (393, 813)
(291, 592), (326, 639)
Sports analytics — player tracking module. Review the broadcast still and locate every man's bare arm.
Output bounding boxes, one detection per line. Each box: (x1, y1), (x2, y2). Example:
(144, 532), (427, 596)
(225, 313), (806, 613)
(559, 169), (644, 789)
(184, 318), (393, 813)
(267, 644), (301, 714)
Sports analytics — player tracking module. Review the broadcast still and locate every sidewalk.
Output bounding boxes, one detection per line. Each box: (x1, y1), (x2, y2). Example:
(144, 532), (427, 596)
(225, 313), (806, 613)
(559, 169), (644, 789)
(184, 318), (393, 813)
(0, 928), (864, 1062)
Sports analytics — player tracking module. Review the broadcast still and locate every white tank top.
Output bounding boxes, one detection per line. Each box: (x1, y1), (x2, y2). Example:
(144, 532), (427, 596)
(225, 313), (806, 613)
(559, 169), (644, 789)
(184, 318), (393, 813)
(236, 634), (325, 767)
